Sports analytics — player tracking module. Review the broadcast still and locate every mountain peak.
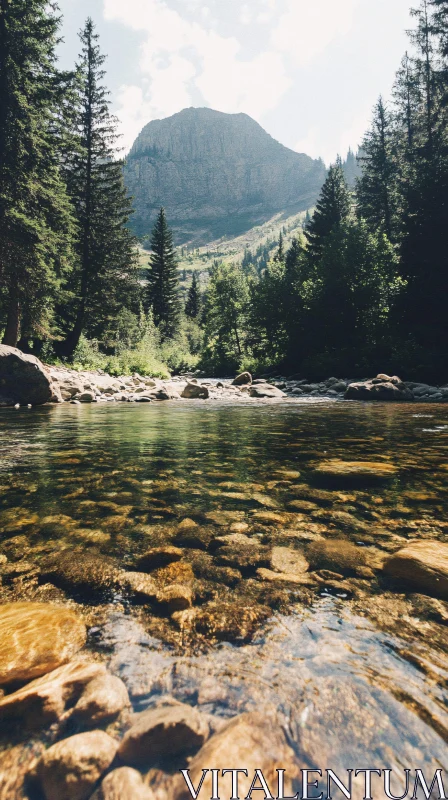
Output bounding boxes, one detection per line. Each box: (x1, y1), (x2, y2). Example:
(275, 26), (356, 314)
(125, 108), (325, 245)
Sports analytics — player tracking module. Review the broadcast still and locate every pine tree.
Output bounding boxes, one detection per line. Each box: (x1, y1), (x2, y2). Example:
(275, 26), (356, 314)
(145, 208), (180, 338)
(274, 231), (284, 262)
(185, 272), (201, 319)
(305, 160), (352, 261)
(357, 97), (399, 241)
(0, 0), (75, 347)
(57, 18), (138, 358)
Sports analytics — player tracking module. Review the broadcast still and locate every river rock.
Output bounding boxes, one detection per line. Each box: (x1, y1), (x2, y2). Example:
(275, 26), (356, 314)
(71, 673), (130, 726)
(0, 660), (105, 727)
(307, 539), (370, 575)
(181, 383), (209, 399)
(232, 371), (252, 386)
(170, 712), (299, 800)
(249, 383), (285, 398)
(194, 600), (271, 642)
(313, 459), (398, 485)
(270, 546), (309, 574)
(39, 552), (120, 594)
(136, 546), (183, 571)
(0, 602), (86, 685)
(32, 730), (118, 800)
(118, 702), (209, 767)
(92, 768), (156, 800)
(345, 374), (413, 401)
(384, 540), (448, 599)
(0, 345), (54, 405)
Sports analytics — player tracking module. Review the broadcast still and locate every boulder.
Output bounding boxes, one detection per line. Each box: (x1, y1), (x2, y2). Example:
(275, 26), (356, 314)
(0, 661), (105, 727)
(345, 374), (413, 401)
(249, 383), (285, 398)
(0, 602), (86, 686)
(0, 345), (54, 405)
(170, 712), (299, 800)
(32, 730), (118, 800)
(232, 371), (252, 386)
(384, 540), (448, 599)
(92, 768), (156, 800)
(118, 702), (209, 767)
(181, 383), (209, 399)
(313, 459), (398, 486)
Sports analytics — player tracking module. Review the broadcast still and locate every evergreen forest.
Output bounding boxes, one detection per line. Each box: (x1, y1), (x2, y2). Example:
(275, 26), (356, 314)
(1, 0), (447, 381)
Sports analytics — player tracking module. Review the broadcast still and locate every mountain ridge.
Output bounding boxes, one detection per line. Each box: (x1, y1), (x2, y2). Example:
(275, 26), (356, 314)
(124, 107), (326, 245)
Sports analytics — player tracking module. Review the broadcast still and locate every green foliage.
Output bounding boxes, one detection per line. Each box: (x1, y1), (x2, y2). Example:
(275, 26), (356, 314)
(145, 208), (180, 339)
(185, 271), (201, 318)
(305, 160), (352, 262)
(200, 262), (250, 374)
(56, 18), (139, 358)
(0, 0), (76, 346)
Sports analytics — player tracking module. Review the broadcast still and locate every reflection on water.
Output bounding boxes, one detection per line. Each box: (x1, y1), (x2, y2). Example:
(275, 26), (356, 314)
(1, 400), (448, 771)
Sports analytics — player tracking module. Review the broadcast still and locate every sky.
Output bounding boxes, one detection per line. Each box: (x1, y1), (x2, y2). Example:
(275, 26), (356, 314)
(57, 0), (414, 165)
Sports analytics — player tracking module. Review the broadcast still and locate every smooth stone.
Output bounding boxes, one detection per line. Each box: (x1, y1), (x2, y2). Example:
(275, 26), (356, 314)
(170, 712), (299, 800)
(156, 584), (193, 612)
(118, 702), (209, 767)
(71, 673), (130, 726)
(345, 374), (413, 401)
(0, 661), (105, 726)
(174, 527), (214, 550)
(181, 383), (209, 399)
(270, 546), (309, 574)
(0, 345), (53, 405)
(251, 511), (288, 524)
(313, 459), (398, 485)
(91, 768), (156, 800)
(232, 371), (252, 386)
(33, 730), (118, 800)
(384, 540), (448, 599)
(307, 539), (369, 575)
(249, 383), (285, 398)
(257, 568), (317, 586)
(0, 602), (86, 686)
(121, 572), (159, 601)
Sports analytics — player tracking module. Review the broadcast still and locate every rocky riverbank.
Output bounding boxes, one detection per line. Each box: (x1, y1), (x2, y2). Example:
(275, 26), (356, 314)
(2, 345), (448, 407)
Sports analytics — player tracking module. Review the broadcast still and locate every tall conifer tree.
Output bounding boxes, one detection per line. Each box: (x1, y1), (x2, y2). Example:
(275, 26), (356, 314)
(0, 0), (75, 347)
(145, 208), (180, 338)
(57, 18), (138, 357)
(305, 160), (352, 261)
(357, 97), (399, 241)
(185, 272), (201, 319)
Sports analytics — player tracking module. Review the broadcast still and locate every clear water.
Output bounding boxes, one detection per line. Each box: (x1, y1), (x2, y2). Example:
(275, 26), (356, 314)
(1, 400), (448, 775)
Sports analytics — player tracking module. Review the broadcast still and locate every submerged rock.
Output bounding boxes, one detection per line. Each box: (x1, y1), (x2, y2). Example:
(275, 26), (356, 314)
(194, 600), (271, 642)
(0, 345), (54, 405)
(270, 546), (309, 574)
(384, 540), (448, 599)
(170, 712), (299, 800)
(0, 660), (105, 727)
(306, 539), (370, 575)
(71, 672), (130, 726)
(0, 602), (86, 686)
(313, 459), (398, 485)
(32, 730), (118, 800)
(118, 702), (209, 767)
(135, 546), (183, 571)
(92, 768), (156, 800)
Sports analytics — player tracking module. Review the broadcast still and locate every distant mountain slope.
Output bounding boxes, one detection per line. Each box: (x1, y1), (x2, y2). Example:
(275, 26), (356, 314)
(124, 107), (326, 245)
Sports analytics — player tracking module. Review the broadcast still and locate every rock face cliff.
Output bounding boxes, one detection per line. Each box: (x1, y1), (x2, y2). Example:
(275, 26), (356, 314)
(124, 108), (326, 245)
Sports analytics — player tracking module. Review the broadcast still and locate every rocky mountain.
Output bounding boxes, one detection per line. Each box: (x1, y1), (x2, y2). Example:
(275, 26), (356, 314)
(124, 108), (326, 245)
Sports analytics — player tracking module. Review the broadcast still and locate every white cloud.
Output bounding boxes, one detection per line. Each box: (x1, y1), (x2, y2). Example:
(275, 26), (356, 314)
(240, 4), (252, 25)
(271, 0), (360, 66)
(104, 0), (292, 149)
(295, 106), (369, 165)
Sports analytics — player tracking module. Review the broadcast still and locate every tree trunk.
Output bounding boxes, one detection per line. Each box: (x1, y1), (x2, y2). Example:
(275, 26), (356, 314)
(55, 301), (85, 358)
(2, 294), (20, 347)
